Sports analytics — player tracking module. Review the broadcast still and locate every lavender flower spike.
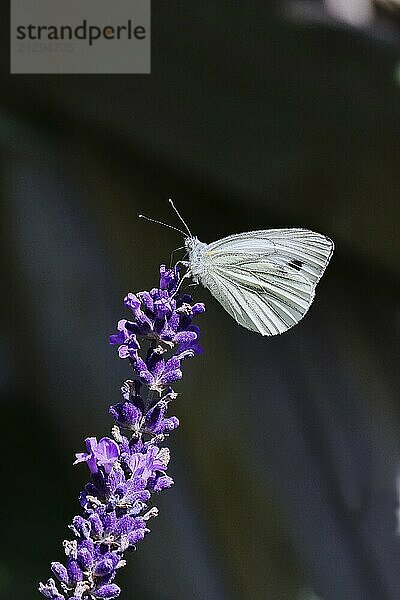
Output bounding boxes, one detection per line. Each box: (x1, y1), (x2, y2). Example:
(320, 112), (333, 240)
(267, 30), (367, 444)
(39, 264), (205, 599)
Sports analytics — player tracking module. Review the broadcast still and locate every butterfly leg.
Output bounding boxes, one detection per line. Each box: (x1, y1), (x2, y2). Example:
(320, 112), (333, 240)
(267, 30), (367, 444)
(171, 269), (192, 298)
(169, 246), (186, 268)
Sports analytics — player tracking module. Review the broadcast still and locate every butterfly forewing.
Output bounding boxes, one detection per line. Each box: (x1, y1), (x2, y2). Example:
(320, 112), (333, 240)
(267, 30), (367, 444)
(198, 228), (333, 336)
(205, 229), (334, 285)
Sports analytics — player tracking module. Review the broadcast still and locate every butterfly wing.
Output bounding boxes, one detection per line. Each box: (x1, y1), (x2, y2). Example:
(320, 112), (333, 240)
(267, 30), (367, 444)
(198, 229), (334, 336)
(206, 228), (334, 285)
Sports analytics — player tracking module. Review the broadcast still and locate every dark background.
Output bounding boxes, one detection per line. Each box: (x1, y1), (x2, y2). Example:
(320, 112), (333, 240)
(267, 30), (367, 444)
(1, 2), (400, 599)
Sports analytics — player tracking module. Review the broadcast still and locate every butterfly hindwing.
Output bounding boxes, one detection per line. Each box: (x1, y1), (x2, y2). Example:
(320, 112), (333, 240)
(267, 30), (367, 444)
(204, 262), (313, 335)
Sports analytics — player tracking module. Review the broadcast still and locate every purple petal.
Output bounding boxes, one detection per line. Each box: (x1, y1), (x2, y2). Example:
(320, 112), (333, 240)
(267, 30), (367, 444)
(88, 513), (104, 538)
(73, 452), (88, 465)
(73, 437), (98, 474)
(153, 475), (174, 492)
(192, 302), (206, 314)
(165, 356), (181, 371)
(133, 357), (153, 384)
(127, 527), (148, 546)
(96, 438), (120, 474)
(117, 345), (130, 359)
(144, 401), (166, 432)
(162, 416), (179, 432)
(135, 310), (153, 330)
(70, 515), (91, 539)
(160, 369), (182, 385)
(77, 547), (93, 570)
(173, 331), (197, 344)
(138, 291), (154, 313)
(38, 579), (64, 600)
(151, 356), (165, 378)
(124, 292), (140, 311)
(109, 401), (142, 429)
(94, 584), (121, 599)
(66, 559), (83, 584)
(106, 466), (125, 495)
(85, 437), (100, 474)
(78, 538), (94, 554)
(98, 437), (120, 459)
(114, 514), (139, 536)
(109, 331), (125, 345)
(93, 558), (115, 578)
(50, 562), (68, 584)
(168, 312), (180, 332)
(159, 265), (174, 288)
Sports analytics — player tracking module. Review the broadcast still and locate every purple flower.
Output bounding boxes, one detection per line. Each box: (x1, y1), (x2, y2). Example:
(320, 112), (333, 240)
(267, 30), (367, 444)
(109, 320), (139, 359)
(109, 265), (204, 354)
(131, 354), (183, 393)
(109, 380), (144, 431)
(74, 437), (120, 475)
(38, 579), (64, 600)
(151, 474), (175, 492)
(144, 400), (179, 435)
(109, 401), (142, 430)
(159, 264), (178, 291)
(40, 263), (205, 599)
(123, 292), (141, 312)
(66, 559), (83, 584)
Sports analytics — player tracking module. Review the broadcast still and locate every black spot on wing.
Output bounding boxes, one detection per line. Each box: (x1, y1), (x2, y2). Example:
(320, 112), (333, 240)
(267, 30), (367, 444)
(288, 259), (303, 271)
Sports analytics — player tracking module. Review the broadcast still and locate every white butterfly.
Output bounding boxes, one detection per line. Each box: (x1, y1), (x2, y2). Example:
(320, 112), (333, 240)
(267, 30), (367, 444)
(140, 200), (334, 336)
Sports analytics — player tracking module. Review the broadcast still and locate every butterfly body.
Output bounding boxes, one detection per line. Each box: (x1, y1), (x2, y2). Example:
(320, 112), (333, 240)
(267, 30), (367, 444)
(185, 236), (209, 283)
(184, 228), (334, 336)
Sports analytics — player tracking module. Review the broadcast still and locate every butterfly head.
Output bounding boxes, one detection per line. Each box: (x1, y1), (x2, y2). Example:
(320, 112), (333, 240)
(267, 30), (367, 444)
(184, 235), (198, 251)
(138, 200), (208, 280)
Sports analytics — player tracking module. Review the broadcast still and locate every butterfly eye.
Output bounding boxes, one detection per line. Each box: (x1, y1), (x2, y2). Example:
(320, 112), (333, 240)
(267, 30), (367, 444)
(288, 259), (303, 271)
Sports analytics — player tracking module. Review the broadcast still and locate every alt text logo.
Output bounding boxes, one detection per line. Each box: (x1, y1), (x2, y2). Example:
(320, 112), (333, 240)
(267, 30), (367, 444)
(10, 0), (151, 74)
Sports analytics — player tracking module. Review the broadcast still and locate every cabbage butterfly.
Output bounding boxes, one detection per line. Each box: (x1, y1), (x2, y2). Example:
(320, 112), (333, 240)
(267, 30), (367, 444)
(139, 200), (334, 336)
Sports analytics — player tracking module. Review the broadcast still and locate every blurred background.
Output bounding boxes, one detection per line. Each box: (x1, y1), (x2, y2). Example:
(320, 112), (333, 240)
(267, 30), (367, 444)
(1, 1), (400, 599)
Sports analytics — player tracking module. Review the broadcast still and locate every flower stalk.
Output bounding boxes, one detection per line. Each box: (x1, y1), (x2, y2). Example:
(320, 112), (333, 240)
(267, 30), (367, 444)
(39, 264), (205, 600)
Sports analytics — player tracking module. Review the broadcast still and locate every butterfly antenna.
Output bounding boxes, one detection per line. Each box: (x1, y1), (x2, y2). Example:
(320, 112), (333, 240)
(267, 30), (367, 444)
(138, 214), (186, 237)
(168, 198), (193, 237)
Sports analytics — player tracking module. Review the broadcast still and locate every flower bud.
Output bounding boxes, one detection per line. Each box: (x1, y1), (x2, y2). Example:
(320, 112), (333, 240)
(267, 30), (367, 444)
(94, 583), (121, 599)
(50, 562), (68, 584)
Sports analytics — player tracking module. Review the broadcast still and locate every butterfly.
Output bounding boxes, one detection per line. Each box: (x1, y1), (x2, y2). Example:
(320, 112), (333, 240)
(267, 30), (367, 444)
(139, 200), (334, 336)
